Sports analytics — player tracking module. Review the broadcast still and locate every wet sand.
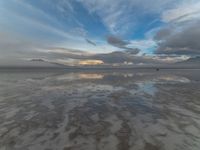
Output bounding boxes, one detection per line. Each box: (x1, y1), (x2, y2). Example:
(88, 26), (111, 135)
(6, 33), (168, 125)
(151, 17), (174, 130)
(0, 69), (200, 150)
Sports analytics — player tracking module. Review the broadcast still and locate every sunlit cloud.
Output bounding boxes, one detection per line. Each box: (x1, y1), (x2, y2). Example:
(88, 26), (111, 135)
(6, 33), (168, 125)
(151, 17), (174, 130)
(78, 60), (104, 65)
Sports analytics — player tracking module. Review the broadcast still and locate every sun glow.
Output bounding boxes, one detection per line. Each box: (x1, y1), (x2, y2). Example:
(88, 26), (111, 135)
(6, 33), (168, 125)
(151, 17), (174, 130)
(78, 60), (104, 65)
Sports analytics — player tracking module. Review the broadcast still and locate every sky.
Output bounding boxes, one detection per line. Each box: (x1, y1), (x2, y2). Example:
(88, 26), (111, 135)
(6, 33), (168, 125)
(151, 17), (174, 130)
(0, 0), (200, 66)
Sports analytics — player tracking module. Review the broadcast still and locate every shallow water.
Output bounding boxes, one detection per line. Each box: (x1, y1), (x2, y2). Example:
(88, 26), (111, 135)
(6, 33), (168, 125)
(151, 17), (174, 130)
(0, 69), (200, 150)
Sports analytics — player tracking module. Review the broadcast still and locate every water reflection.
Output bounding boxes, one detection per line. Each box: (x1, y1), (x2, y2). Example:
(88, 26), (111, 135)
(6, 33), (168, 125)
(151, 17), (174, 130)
(137, 82), (157, 96)
(56, 73), (104, 81)
(0, 69), (200, 150)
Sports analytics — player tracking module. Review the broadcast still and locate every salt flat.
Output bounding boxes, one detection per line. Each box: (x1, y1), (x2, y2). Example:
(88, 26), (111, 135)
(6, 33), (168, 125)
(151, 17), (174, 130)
(0, 69), (200, 150)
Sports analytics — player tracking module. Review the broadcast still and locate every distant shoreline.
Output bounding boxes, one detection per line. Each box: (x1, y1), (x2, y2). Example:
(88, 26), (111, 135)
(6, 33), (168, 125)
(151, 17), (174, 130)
(0, 66), (200, 71)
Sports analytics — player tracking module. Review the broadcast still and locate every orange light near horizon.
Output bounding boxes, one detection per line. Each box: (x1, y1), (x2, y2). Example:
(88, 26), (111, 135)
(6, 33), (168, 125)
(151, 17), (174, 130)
(78, 60), (104, 65)
(79, 73), (104, 79)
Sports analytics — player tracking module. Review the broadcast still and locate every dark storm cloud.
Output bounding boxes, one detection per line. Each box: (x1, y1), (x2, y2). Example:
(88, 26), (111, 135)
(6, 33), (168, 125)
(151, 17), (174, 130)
(107, 35), (140, 54)
(155, 21), (200, 55)
(86, 39), (96, 46)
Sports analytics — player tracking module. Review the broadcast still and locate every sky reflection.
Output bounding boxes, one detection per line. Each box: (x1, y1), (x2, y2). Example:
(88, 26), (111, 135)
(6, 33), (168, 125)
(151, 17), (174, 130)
(0, 69), (200, 150)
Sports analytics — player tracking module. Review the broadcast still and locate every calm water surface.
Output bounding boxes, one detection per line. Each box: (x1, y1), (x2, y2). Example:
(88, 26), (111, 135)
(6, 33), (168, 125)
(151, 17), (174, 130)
(0, 69), (200, 150)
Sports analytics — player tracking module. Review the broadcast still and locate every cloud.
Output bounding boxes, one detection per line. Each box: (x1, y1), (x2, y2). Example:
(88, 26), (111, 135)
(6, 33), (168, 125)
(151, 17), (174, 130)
(128, 39), (156, 54)
(0, 10), (89, 52)
(107, 35), (129, 47)
(0, 32), (47, 53)
(78, 0), (182, 35)
(154, 28), (172, 41)
(155, 0), (200, 55)
(1, 0), (200, 67)
(0, 38), (186, 66)
(162, 1), (200, 23)
(38, 47), (185, 65)
(86, 39), (96, 46)
(124, 48), (141, 55)
(155, 21), (200, 55)
(78, 0), (134, 34)
(0, 0), (86, 44)
(106, 35), (140, 54)
(0, 32), (57, 66)
(91, 52), (184, 64)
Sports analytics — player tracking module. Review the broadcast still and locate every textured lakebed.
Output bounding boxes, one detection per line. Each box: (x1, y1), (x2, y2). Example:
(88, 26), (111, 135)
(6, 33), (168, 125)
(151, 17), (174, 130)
(0, 69), (200, 150)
